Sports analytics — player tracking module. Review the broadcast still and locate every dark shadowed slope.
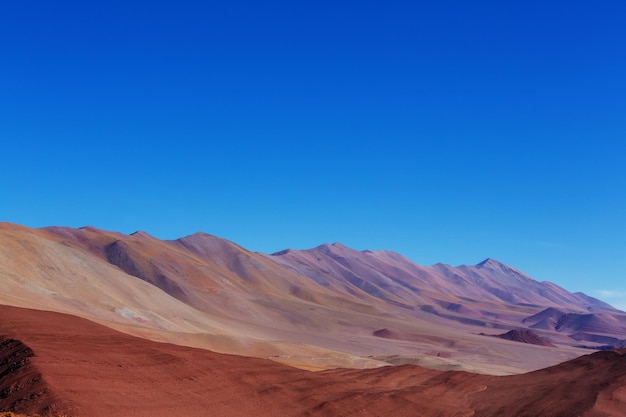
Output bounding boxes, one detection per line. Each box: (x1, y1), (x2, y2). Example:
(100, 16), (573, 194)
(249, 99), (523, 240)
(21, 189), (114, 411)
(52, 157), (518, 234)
(0, 338), (63, 414)
(490, 329), (557, 347)
(1, 305), (626, 417)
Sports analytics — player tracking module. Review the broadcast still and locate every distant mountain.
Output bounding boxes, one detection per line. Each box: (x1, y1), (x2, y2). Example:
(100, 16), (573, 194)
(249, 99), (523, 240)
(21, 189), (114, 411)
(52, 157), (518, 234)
(523, 307), (626, 334)
(268, 244), (613, 312)
(436, 258), (614, 309)
(1, 222), (625, 376)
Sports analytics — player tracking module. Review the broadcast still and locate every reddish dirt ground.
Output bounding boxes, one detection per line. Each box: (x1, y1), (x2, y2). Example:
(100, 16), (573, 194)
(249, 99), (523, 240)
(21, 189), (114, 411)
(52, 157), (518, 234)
(2, 305), (626, 417)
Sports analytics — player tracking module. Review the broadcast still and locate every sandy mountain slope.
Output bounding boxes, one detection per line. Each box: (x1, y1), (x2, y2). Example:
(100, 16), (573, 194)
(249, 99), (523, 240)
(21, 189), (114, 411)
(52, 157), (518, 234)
(0, 223), (391, 369)
(1, 222), (624, 374)
(1, 305), (625, 417)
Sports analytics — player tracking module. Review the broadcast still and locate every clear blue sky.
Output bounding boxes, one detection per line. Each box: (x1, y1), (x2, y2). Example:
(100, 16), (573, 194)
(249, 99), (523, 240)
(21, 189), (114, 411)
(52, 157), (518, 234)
(2, 1), (625, 309)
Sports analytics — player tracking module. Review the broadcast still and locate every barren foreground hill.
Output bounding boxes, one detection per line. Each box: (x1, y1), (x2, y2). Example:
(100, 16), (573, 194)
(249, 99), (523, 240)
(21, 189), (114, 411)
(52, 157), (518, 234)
(2, 305), (626, 417)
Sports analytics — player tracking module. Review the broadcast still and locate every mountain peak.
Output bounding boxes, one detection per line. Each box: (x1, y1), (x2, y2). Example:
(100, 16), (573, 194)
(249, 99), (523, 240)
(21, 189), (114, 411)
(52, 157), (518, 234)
(130, 230), (153, 239)
(475, 258), (517, 271)
(78, 225), (105, 233)
(175, 231), (224, 243)
(271, 248), (293, 256)
(476, 258), (501, 267)
(474, 258), (529, 278)
(315, 242), (349, 251)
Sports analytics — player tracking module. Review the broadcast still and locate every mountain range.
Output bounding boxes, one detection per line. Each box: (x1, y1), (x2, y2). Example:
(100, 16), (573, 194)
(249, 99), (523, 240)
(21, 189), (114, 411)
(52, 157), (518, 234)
(2, 222), (626, 415)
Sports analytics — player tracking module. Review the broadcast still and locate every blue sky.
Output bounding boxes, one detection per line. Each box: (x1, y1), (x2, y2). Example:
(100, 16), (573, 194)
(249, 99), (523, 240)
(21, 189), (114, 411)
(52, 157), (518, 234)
(2, 1), (625, 309)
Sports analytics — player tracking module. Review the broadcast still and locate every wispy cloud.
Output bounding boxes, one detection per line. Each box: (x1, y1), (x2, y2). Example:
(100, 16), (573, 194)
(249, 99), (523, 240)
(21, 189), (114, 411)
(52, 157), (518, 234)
(594, 289), (626, 298)
(594, 290), (626, 312)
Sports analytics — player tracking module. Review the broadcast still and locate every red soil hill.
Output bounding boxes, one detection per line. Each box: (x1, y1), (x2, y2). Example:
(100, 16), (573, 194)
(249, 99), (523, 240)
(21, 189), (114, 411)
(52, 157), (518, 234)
(1, 305), (626, 417)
